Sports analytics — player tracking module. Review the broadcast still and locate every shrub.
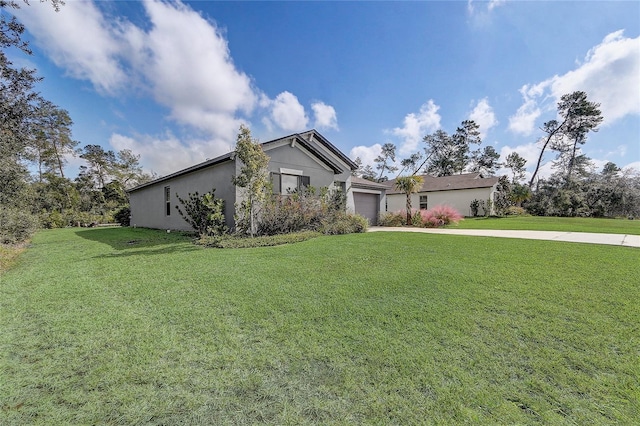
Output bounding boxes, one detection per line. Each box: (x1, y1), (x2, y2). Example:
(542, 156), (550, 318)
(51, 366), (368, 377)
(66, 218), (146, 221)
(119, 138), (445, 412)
(0, 207), (39, 244)
(420, 205), (463, 227)
(257, 186), (352, 236)
(198, 231), (321, 248)
(320, 212), (368, 235)
(41, 210), (66, 229)
(470, 199), (481, 217)
(258, 190), (324, 235)
(410, 209), (423, 227)
(505, 206), (527, 216)
(114, 206), (131, 226)
(377, 211), (406, 227)
(175, 188), (227, 237)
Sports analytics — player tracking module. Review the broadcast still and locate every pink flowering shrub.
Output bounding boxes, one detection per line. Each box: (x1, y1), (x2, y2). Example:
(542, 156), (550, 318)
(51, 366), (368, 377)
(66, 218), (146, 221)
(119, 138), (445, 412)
(420, 205), (464, 227)
(379, 206), (463, 228)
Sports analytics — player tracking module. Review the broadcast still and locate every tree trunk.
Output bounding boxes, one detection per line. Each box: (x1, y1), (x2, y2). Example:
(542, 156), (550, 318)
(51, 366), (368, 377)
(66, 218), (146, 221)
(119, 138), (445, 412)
(566, 135), (581, 182)
(529, 124), (563, 188)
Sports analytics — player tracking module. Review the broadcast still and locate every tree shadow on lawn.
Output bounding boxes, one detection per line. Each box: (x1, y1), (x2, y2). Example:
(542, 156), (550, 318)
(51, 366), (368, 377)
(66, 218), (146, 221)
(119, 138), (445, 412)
(75, 227), (199, 258)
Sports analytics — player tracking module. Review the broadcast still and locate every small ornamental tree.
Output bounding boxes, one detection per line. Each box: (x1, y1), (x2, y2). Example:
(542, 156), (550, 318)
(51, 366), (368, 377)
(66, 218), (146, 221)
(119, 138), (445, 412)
(231, 125), (270, 237)
(175, 188), (227, 237)
(394, 175), (424, 225)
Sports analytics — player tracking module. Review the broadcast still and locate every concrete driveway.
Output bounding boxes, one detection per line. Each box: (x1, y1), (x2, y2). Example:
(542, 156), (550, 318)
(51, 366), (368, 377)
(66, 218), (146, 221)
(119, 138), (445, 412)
(368, 227), (640, 248)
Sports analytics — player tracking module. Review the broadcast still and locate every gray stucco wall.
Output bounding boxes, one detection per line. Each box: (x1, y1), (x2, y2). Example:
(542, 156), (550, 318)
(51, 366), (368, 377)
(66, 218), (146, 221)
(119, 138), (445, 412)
(264, 141), (349, 190)
(130, 160), (236, 231)
(129, 136), (355, 232)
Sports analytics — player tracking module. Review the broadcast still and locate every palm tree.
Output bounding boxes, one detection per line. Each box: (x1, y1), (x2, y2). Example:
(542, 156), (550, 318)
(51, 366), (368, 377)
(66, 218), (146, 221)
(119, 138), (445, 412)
(394, 175), (424, 225)
(509, 182), (532, 207)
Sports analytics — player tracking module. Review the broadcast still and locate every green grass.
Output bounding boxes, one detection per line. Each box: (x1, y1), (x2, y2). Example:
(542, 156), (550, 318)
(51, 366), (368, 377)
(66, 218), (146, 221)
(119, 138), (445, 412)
(1, 227), (638, 424)
(451, 216), (640, 235)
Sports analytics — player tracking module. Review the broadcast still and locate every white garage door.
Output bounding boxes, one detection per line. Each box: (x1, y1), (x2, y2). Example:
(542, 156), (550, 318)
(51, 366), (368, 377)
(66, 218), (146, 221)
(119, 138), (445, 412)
(354, 192), (379, 225)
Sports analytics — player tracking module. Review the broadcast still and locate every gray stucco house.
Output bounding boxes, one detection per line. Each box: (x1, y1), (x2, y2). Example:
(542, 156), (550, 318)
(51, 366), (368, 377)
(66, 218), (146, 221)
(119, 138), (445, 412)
(128, 130), (386, 230)
(384, 173), (500, 217)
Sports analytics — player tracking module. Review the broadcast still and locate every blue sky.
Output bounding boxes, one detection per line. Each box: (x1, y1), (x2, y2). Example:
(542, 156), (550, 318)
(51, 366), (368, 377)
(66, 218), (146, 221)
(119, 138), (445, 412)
(9, 0), (640, 180)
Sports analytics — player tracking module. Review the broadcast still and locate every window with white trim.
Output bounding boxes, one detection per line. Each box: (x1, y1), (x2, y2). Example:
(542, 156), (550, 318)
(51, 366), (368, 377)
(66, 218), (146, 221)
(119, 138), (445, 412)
(271, 172), (310, 195)
(419, 195), (428, 210)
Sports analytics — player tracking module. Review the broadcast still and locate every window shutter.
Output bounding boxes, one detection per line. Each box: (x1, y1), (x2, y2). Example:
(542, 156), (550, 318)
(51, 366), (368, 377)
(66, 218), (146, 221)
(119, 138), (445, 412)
(271, 172), (281, 194)
(300, 176), (310, 189)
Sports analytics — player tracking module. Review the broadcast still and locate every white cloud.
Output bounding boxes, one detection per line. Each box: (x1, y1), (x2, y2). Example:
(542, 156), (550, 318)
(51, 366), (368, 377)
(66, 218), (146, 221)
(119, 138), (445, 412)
(392, 100), (441, 155)
(467, 0), (507, 27)
(268, 91), (309, 132)
(549, 30), (640, 124)
(110, 133), (232, 177)
(508, 83), (548, 135)
(590, 158), (610, 175)
(15, 0), (257, 145)
(311, 102), (339, 131)
(510, 30), (640, 135)
(468, 0), (507, 14)
(488, 0), (507, 12)
(17, 0), (342, 171)
(498, 142), (550, 182)
(469, 98), (498, 139)
(123, 1), (256, 140)
(349, 144), (382, 171)
(13, 1), (127, 94)
(61, 151), (88, 179)
(623, 161), (640, 172)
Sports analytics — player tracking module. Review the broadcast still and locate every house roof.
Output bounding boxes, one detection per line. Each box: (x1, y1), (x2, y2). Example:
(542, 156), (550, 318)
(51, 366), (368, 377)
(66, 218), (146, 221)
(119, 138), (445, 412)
(128, 129), (356, 193)
(350, 176), (389, 190)
(298, 130), (359, 171)
(262, 130), (357, 174)
(385, 173), (500, 194)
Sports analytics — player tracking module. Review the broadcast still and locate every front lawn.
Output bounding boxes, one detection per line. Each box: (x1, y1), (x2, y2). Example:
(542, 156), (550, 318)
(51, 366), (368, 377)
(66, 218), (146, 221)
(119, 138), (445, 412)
(452, 215), (640, 235)
(1, 228), (638, 424)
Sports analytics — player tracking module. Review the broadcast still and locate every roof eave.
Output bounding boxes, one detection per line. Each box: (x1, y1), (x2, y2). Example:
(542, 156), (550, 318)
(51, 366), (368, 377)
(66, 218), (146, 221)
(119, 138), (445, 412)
(127, 153), (233, 193)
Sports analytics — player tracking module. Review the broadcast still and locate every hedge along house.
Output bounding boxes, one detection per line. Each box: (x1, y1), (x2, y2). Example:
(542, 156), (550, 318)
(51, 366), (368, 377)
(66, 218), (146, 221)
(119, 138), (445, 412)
(127, 130), (379, 231)
(384, 173), (500, 217)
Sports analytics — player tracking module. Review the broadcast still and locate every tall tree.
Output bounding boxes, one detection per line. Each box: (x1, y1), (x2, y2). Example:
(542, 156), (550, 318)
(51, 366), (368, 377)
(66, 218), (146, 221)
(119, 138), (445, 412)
(79, 144), (117, 188)
(529, 91), (603, 187)
(398, 152), (423, 176)
(552, 152), (594, 182)
(504, 152), (527, 183)
(351, 157), (378, 181)
(394, 174), (424, 225)
(31, 99), (77, 178)
(0, 0), (64, 242)
(112, 148), (153, 189)
(469, 146), (501, 176)
(452, 120), (482, 174)
(528, 120), (562, 188)
(231, 125), (270, 237)
(600, 161), (620, 178)
(422, 130), (456, 176)
(551, 92), (603, 182)
(0, 10), (40, 208)
(374, 143), (398, 181)
(351, 157), (362, 177)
